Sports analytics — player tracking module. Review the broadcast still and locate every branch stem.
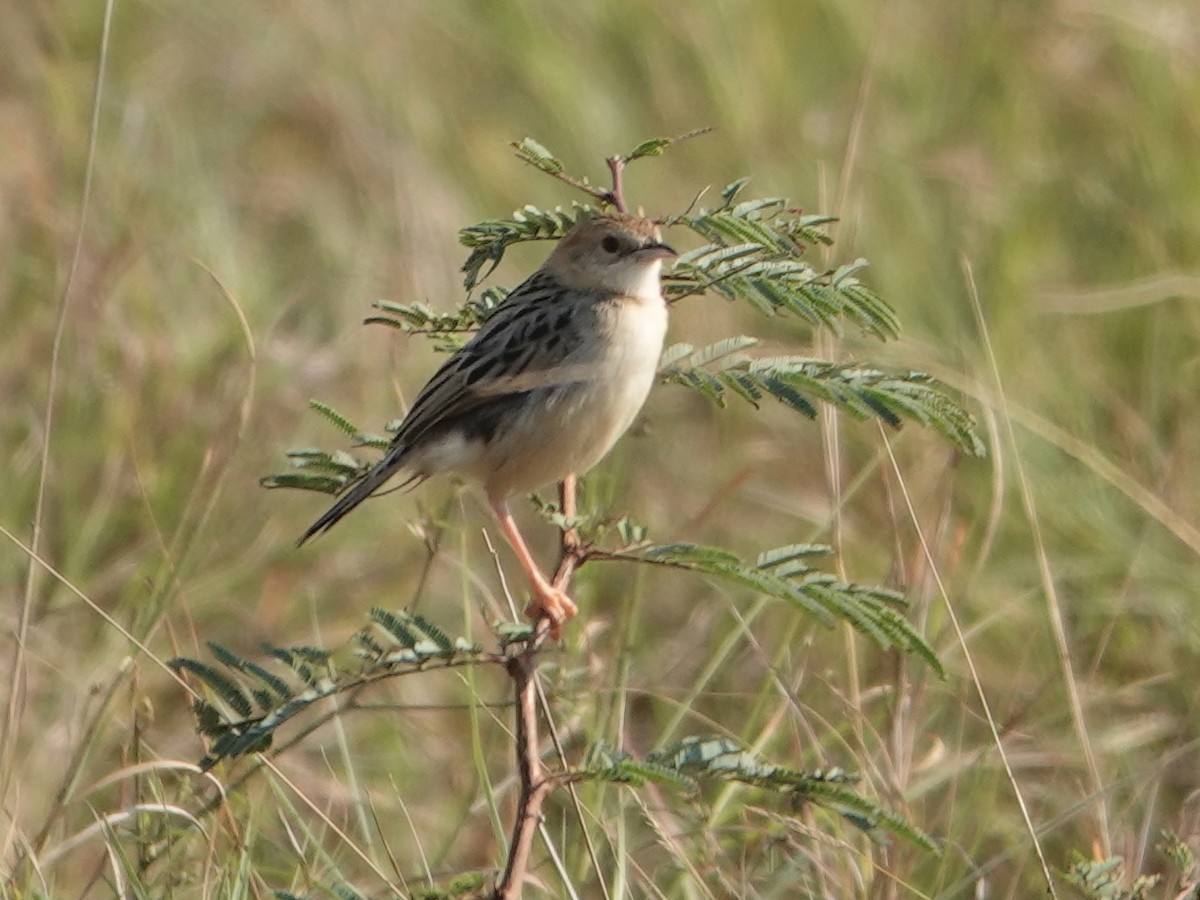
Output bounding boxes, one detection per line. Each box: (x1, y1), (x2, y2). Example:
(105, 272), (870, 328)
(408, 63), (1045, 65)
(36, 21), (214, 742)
(604, 156), (627, 212)
(493, 652), (553, 898)
(491, 138), (637, 895)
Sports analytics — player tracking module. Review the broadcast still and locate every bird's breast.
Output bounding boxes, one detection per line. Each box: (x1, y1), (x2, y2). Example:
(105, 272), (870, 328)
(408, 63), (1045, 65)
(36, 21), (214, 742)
(602, 289), (669, 372)
(477, 291), (668, 497)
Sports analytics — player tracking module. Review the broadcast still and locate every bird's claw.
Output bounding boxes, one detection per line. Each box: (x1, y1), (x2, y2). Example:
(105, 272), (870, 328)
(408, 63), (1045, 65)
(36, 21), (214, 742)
(524, 586), (578, 639)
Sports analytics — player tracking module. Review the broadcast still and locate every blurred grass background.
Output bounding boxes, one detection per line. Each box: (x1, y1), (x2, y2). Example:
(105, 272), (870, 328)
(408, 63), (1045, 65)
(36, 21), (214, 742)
(3, 0), (1200, 896)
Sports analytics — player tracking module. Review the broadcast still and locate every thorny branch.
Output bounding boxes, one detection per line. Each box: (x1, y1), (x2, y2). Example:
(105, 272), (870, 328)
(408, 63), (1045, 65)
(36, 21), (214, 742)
(603, 156), (627, 213)
(493, 653), (554, 899)
(490, 488), (585, 898)
(490, 155), (631, 899)
(514, 127), (715, 216)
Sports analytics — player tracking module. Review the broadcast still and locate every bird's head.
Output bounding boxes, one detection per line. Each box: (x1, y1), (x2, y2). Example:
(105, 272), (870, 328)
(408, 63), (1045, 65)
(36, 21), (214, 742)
(546, 213), (677, 298)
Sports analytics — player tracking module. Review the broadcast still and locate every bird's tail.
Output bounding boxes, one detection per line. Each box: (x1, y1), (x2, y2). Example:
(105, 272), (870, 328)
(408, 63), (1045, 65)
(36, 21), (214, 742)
(297, 448), (411, 546)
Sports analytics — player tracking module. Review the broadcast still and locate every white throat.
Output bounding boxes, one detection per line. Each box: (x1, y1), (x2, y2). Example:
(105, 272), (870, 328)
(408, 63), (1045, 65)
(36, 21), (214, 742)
(616, 260), (665, 302)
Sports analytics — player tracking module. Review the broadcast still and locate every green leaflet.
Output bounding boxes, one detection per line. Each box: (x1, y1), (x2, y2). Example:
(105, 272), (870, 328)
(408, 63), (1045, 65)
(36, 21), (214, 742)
(662, 342), (985, 456)
(620, 541), (944, 675)
(570, 735), (943, 853)
(173, 613), (489, 771)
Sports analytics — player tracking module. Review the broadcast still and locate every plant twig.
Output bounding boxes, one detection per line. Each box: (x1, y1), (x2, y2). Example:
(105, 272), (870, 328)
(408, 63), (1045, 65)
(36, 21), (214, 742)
(603, 157), (628, 212)
(496, 144), (651, 896)
(492, 475), (590, 897)
(558, 475), (579, 556)
(493, 650), (555, 898)
(602, 126), (713, 213)
(511, 156), (610, 206)
(554, 474), (581, 585)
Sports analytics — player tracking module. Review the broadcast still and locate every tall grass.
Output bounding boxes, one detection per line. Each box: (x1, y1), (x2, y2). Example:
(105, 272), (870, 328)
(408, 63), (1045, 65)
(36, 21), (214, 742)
(3, 0), (1199, 896)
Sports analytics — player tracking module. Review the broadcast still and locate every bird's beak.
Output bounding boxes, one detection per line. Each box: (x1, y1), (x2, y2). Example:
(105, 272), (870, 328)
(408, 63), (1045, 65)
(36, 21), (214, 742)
(636, 241), (678, 263)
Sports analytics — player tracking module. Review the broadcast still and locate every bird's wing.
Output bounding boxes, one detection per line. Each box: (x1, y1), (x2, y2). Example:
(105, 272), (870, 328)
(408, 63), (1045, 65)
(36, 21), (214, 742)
(392, 272), (601, 449)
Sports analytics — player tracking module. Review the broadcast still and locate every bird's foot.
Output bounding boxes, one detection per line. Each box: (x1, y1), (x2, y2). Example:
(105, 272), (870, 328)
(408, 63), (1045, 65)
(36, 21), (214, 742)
(524, 584), (578, 639)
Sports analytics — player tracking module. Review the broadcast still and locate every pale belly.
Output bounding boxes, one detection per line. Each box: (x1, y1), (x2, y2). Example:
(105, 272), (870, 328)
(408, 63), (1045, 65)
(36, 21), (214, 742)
(451, 294), (667, 498)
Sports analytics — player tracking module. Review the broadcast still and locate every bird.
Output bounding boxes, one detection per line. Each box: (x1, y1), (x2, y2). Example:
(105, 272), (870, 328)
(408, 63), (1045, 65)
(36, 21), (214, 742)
(299, 212), (676, 633)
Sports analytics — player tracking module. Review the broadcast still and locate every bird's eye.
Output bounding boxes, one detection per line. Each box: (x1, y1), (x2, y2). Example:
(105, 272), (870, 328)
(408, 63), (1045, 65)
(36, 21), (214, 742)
(601, 235), (620, 254)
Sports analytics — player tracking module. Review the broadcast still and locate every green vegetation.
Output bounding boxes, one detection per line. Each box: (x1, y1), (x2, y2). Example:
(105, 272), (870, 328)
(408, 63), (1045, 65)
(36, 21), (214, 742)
(4, 2), (1200, 897)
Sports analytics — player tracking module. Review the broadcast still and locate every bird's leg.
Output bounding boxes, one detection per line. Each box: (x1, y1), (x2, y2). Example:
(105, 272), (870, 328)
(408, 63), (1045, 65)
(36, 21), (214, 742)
(491, 499), (578, 634)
